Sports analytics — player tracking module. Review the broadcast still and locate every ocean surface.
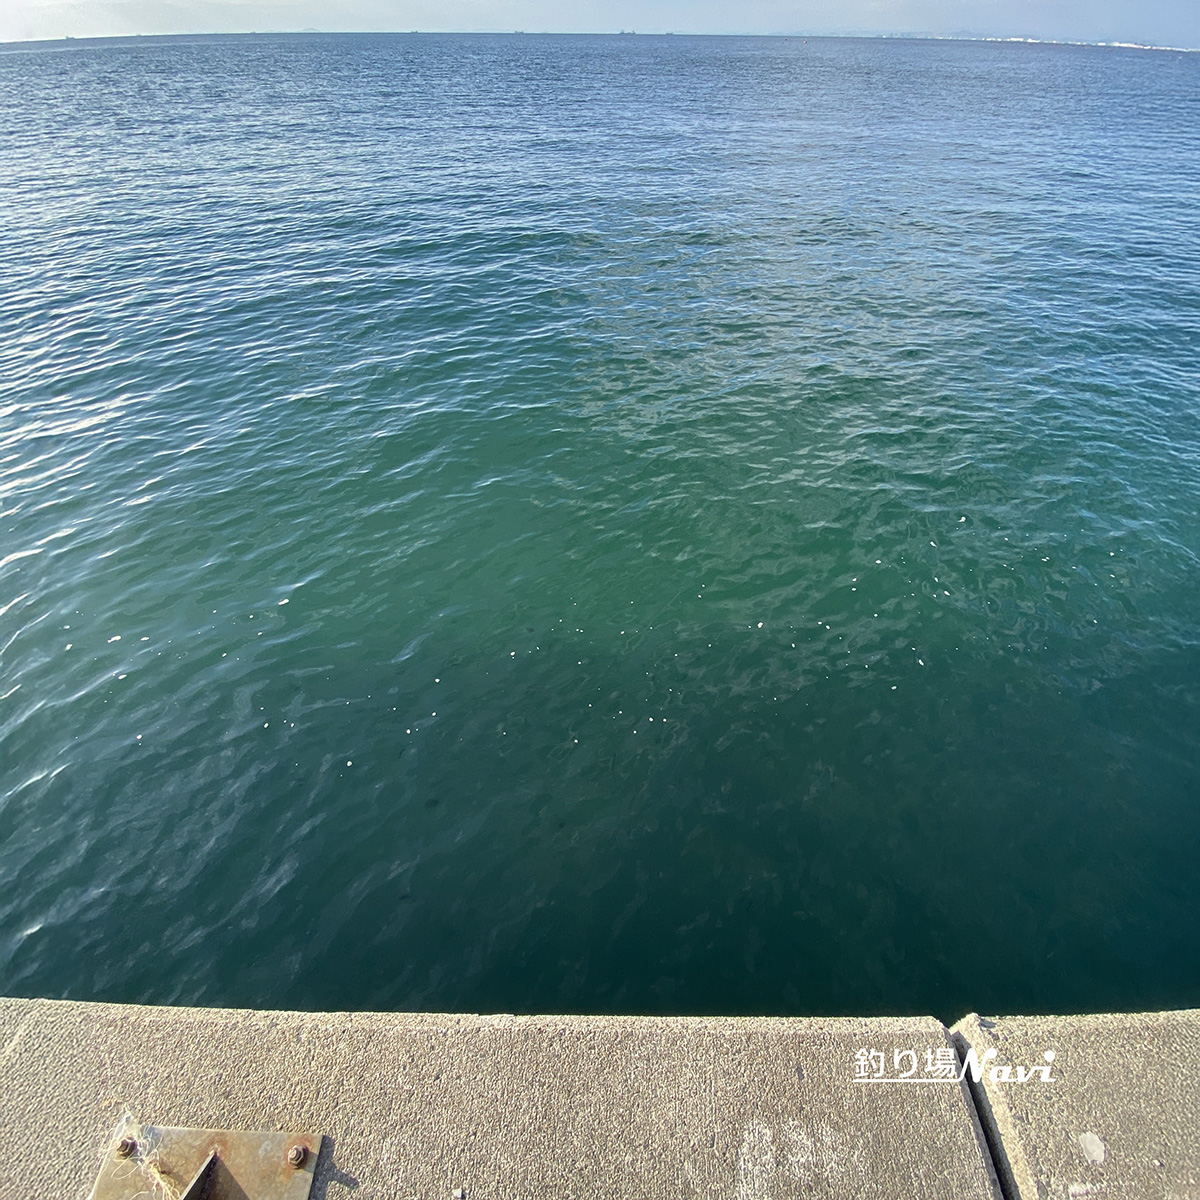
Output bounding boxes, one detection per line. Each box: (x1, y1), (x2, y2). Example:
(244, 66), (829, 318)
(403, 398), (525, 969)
(2, 33), (1199, 1020)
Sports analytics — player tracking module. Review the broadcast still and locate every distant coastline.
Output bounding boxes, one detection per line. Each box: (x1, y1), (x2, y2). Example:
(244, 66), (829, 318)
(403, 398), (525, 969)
(2, 30), (1198, 52)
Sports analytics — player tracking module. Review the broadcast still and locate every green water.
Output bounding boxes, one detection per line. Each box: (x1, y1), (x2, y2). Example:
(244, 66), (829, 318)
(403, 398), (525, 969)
(2, 33), (1199, 1018)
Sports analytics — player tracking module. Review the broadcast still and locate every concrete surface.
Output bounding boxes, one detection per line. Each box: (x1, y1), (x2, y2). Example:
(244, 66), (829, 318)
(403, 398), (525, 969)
(953, 1009), (1200, 1200)
(0, 998), (1002, 1200)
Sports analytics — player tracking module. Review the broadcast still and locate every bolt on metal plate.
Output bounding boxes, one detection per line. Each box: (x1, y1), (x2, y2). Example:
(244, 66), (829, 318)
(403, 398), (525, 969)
(89, 1121), (323, 1200)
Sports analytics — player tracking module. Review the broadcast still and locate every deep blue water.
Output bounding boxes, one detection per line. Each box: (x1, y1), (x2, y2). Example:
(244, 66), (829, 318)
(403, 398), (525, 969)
(1, 33), (1199, 1019)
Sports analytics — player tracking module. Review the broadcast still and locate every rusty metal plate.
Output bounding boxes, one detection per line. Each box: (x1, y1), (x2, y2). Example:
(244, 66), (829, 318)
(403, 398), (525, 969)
(89, 1121), (323, 1200)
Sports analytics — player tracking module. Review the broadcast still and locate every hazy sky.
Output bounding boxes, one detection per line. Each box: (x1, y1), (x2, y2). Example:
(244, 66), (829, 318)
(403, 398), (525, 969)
(2, 0), (1198, 47)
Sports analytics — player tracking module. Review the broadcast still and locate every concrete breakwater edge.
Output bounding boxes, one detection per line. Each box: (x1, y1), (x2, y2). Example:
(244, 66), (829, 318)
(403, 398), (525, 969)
(1, 997), (1196, 1199)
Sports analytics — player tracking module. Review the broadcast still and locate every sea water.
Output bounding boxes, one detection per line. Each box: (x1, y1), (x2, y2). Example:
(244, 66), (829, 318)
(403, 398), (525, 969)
(1, 33), (1199, 1018)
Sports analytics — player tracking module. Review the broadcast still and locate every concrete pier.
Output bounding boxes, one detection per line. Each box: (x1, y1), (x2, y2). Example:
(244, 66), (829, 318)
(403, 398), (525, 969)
(0, 997), (1195, 1199)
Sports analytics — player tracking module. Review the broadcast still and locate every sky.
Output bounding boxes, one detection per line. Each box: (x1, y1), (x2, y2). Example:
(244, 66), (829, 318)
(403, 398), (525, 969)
(2, 0), (1198, 47)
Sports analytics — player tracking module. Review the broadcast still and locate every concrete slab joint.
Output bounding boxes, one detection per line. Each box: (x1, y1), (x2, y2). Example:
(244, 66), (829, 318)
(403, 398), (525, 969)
(952, 1008), (1200, 1200)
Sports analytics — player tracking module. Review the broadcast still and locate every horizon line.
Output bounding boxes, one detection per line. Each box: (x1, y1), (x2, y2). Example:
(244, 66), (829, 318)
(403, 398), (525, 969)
(3, 29), (1198, 53)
